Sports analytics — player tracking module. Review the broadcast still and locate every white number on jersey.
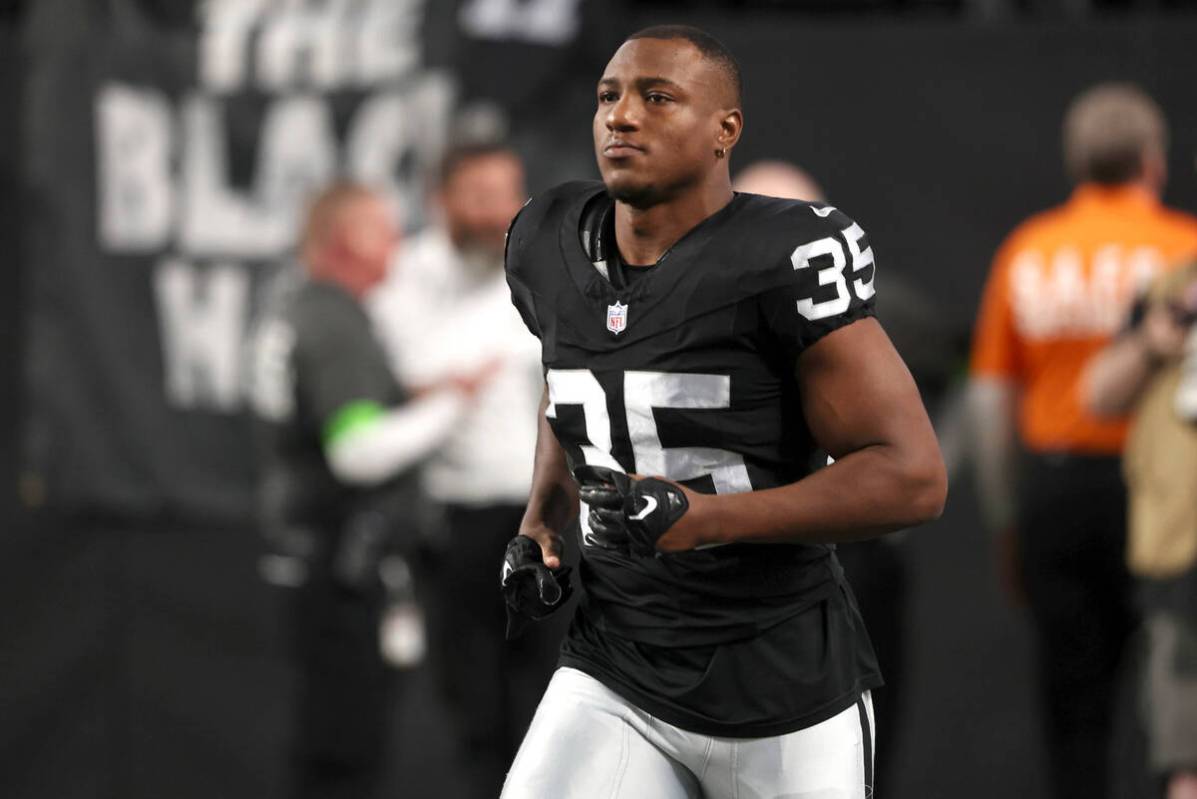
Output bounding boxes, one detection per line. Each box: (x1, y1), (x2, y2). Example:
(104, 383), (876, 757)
(545, 368), (752, 548)
(790, 216), (875, 321)
(545, 369), (621, 471)
(623, 371), (752, 495)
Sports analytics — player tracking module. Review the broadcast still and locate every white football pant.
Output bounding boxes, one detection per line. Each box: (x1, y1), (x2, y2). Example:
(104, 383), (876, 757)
(503, 667), (875, 799)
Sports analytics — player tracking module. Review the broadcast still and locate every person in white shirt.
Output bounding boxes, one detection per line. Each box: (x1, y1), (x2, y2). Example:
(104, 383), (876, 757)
(370, 143), (562, 799)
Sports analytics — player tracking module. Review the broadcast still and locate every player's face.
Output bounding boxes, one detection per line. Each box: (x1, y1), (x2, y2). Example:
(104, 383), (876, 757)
(441, 152), (527, 259)
(594, 38), (730, 208)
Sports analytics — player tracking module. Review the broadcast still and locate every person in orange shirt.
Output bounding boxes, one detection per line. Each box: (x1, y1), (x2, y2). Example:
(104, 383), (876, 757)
(969, 83), (1197, 799)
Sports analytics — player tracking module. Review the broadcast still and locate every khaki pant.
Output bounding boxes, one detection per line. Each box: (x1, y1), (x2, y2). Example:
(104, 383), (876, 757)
(1144, 612), (1197, 773)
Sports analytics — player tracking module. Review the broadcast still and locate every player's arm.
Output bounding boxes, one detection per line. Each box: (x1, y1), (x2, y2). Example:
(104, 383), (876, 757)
(497, 199), (579, 635)
(578, 208), (944, 550)
(500, 384), (578, 638)
(515, 386), (578, 569)
(502, 197), (579, 567)
(664, 318), (945, 549)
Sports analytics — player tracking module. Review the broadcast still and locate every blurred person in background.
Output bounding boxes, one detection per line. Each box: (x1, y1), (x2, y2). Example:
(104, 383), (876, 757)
(969, 83), (1197, 799)
(369, 143), (560, 799)
(1084, 261), (1197, 799)
(249, 183), (488, 799)
(733, 160), (824, 203)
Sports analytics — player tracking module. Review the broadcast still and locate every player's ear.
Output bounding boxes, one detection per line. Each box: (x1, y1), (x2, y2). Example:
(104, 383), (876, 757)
(716, 109), (743, 155)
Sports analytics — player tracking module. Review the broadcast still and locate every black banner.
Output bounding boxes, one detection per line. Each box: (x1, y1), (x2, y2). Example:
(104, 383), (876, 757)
(23, 0), (452, 522)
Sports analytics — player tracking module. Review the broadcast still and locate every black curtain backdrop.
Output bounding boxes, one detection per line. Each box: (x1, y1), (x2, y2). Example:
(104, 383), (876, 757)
(8, 9), (1197, 799)
(633, 13), (1197, 338)
(0, 22), (20, 504)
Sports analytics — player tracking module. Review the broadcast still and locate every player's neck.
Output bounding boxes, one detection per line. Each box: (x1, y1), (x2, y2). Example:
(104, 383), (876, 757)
(613, 181), (734, 266)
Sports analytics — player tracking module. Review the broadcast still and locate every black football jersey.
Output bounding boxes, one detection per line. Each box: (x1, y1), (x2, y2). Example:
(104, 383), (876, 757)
(506, 182), (883, 734)
(507, 180), (880, 640)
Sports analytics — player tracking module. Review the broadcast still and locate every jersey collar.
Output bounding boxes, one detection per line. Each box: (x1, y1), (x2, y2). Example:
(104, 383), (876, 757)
(557, 186), (750, 335)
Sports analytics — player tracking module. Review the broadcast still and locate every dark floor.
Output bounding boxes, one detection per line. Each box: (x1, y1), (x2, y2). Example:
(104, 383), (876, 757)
(0, 487), (1057, 799)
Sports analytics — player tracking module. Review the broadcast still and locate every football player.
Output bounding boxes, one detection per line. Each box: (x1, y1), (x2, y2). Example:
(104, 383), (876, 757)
(499, 24), (947, 799)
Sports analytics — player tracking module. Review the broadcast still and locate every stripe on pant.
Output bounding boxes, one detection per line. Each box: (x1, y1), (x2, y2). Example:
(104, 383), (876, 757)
(856, 695), (873, 796)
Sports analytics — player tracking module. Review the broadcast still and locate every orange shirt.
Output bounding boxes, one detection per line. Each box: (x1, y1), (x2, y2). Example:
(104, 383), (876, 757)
(971, 184), (1197, 455)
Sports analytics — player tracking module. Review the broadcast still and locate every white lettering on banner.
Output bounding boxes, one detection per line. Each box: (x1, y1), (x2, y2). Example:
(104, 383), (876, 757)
(198, 0), (269, 93)
(247, 316), (297, 422)
(96, 84), (174, 251)
(1010, 246), (1162, 338)
(458, 0), (582, 45)
(93, 0), (452, 410)
(199, 0), (424, 94)
(344, 78), (454, 217)
(179, 93), (337, 257)
(255, 93), (339, 230)
(256, 0), (353, 91)
(98, 77), (452, 261)
(357, 0), (425, 84)
(155, 259), (251, 411)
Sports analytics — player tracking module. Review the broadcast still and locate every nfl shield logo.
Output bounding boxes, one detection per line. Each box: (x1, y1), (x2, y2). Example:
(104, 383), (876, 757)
(606, 301), (628, 335)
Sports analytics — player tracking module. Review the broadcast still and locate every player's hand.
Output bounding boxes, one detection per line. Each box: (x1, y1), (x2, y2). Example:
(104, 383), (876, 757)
(500, 534), (572, 639)
(516, 521), (564, 570)
(573, 466), (693, 556)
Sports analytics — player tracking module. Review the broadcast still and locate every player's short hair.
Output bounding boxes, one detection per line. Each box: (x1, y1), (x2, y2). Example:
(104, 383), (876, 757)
(1063, 82), (1167, 185)
(438, 141), (518, 187)
(625, 24), (742, 108)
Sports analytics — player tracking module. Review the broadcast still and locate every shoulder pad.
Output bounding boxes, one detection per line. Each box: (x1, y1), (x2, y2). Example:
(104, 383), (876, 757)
(504, 181), (604, 345)
(727, 195), (874, 292)
(507, 181), (604, 265)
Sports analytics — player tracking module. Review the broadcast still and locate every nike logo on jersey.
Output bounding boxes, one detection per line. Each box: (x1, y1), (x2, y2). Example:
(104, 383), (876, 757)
(811, 205), (837, 218)
(630, 495), (658, 521)
(501, 561), (514, 584)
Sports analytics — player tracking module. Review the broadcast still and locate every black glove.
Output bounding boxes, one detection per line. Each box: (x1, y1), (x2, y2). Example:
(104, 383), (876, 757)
(573, 465), (689, 557)
(500, 535), (572, 639)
